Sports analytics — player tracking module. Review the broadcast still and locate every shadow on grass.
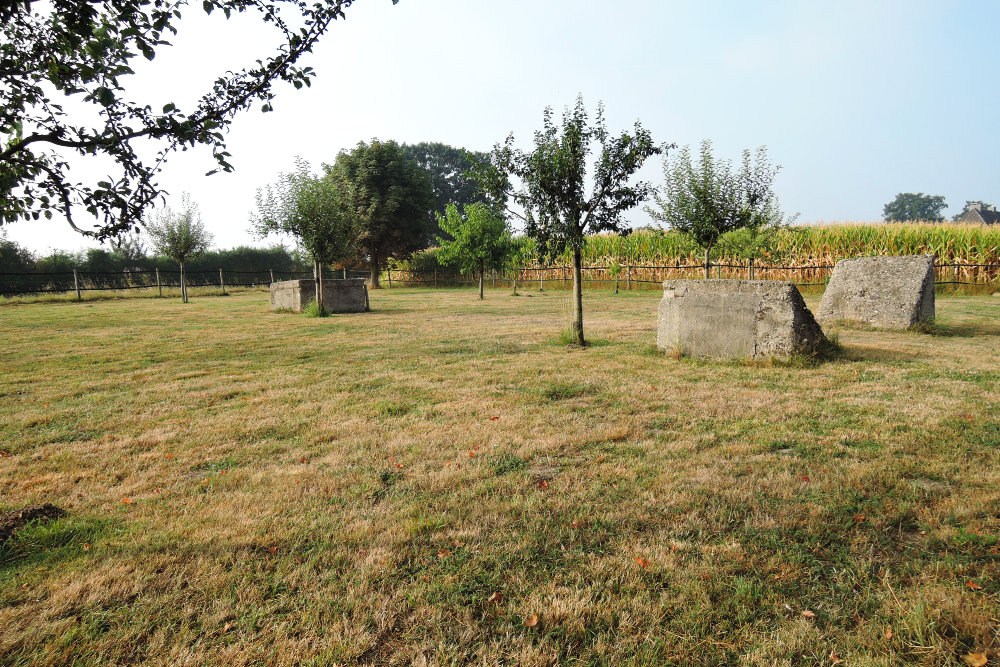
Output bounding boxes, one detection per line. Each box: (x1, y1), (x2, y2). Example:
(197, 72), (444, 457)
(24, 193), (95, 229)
(0, 515), (117, 574)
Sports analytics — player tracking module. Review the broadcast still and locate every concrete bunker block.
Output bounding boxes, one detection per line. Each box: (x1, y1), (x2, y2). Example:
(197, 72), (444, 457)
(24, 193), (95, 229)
(817, 255), (934, 329)
(657, 279), (827, 359)
(269, 278), (369, 313)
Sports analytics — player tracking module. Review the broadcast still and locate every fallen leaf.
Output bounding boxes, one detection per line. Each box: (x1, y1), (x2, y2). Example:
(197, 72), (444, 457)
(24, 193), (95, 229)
(268, 546), (278, 555)
(468, 450), (475, 458)
(965, 654), (988, 667)
(120, 498), (134, 504)
(489, 416), (499, 421)
(0, 451), (9, 458)
(884, 627), (894, 641)
(445, 461), (452, 468)
(801, 610), (816, 619)
(300, 457), (309, 464)
(436, 549), (451, 559)
(43, 403), (49, 408)
(635, 557), (650, 568)
(966, 580), (983, 591)
(165, 454), (174, 459)
(596, 455), (605, 463)
(854, 514), (866, 523)
(537, 479), (549, 490)
(799, 475), (810, 482)
(830, 652), (843, 665)
(222, 622), (233, 633)
(990, 545), (999, 555)
(570, 520), (584, 529)
(488, 592), (503, 604)
(82, 543), (90, 551)
(524, 614), (538, 627)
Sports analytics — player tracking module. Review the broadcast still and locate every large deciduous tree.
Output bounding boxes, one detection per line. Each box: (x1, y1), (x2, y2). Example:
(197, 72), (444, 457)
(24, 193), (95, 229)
(646, 141), (791, 278)
(145, 194), (212, 303)
(475, 96), (661, 346)
(400, 142), (490, 220)
(436, 203), (513, 300)
(883, 193), (947, 222)
(251, 157), (356, 313)
(326, 140), (434, 288)
(0, 0), (397, 240)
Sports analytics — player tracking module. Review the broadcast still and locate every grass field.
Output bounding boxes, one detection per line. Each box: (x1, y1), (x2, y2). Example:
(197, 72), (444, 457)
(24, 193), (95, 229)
(1, 288), (999, 666)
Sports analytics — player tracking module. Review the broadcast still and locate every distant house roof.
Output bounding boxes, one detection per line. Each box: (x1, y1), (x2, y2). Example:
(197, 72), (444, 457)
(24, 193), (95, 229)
(955, 203), (1000, 224)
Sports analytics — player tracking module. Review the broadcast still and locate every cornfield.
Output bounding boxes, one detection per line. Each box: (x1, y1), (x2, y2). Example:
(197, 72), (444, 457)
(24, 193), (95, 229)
(392, 223), (1000, 289)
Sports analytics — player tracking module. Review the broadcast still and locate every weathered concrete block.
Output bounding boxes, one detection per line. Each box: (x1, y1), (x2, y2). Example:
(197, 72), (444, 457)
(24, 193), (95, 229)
(657, 280), (826, 359)
(269, 279), (369, 313)
(817, 255), (934, 329)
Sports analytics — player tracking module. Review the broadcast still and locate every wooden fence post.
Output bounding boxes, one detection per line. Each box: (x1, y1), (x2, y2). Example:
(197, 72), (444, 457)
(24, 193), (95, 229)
(155, 268), (162, 297)
(626, 264), (631, 291)
(73, 269), (81, 301)
(219, 268), (226, 294)
(387, 269), (392, 288)
(539, 269), (544, 291)
(269, 268), (275, 284)
(434, 268), (438, 288)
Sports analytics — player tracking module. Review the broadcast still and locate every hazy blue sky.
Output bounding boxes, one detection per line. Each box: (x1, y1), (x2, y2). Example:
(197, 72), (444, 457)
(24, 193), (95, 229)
(7, 0), (999, 254)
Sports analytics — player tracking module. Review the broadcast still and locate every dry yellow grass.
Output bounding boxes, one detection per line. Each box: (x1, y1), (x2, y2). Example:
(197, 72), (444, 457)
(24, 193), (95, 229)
(1, 287), (998, 665)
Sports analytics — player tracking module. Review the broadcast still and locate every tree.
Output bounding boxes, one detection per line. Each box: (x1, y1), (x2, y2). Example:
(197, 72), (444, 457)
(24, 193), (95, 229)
(251, 157), (356, 313)
(646, 141), (789, 278)
(436, 203), (513, 300)
(325, 140), (435, 288)
(145, 194), (212, 302)
(883, 193), (947, 222)
(474, 97), (661, 346)
(0, 0), (397, 240)
(400, 142), (490, 221)
(0, 230), (35, 273)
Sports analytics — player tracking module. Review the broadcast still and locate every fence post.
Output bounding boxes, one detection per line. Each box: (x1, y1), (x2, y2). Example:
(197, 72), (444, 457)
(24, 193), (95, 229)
(343, 267), (347, 279)
(539, 269), (544, 291)
(155, 268), (162, 297)
(269, 268), (275, 284)
(492, 271), (496, 289)
(387, 269), (392, 288)
(219, 268), (226, 295)
(73, 269), (81, 301)
(434, 268), (438, 288)
(626, 264), (631, 291)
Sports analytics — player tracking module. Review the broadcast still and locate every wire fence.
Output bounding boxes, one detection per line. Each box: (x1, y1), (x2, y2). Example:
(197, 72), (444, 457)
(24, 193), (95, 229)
(385, 262), (1000, 290)
(3, 262), (998, 299)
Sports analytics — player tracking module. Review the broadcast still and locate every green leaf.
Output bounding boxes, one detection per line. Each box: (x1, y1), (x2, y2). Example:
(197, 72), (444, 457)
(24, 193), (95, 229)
(95, 87), (114, 107)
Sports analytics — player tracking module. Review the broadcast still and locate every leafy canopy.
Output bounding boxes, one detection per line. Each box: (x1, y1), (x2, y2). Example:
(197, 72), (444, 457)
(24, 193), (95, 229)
(326, 140), (435, 277)
(251, 157), (356, 267)
(144, 194), (213, 263)
(646, 141), (791, 260)
(475, 96), (663, 263)
(436, 203), (513, 276)
(0, 0), (397, 240)
(883, 193), (947, 223)
(400, 142), (490, 223)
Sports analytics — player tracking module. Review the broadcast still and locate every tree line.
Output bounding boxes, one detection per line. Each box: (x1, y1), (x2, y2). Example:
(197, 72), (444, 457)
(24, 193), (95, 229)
(0, 231), (308, 277)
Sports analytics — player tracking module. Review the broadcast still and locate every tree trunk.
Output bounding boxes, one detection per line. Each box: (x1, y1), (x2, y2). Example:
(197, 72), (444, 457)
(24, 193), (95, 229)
(572, 246), (585, 346)
(180, 260), (187, 303)
(704, 246), (712, 279)
(317, 261), (324, 313)
(370, 255), (381, 289)
(749, 257), (755, 281)
(478, 261), (484, 300)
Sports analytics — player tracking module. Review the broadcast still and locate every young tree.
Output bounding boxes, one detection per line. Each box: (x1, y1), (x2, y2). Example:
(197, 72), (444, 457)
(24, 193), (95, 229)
(646, 141), (789, 278)
(326, 140), (435, 288)
(474, 96), (662, 345)
(251, 158), (356, 313)
(145, 195), (212, 303)
(883, 193), (947, 222)
(436, 203), (513, 300)
(1, 0), (398, 239)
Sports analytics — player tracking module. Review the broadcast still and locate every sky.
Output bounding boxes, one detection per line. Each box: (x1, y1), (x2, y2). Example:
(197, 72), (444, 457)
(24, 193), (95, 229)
(6, 0), (1000, 255)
